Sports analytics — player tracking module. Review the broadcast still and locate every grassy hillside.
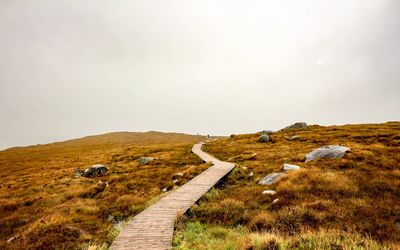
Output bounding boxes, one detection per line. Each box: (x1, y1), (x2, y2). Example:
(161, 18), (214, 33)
(0, 131), (206, 249)
(173, 122), (400, 249)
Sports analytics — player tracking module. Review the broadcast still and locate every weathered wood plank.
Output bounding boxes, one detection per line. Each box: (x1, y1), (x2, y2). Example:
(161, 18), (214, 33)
(110, 142), (235, 250)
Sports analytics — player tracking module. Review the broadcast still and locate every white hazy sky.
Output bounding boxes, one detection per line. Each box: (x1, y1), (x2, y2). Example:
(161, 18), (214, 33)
(0, 0), (399, 149)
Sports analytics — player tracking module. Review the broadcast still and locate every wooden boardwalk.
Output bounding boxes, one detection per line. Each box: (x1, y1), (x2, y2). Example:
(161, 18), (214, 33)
(111, 142), (235, 250)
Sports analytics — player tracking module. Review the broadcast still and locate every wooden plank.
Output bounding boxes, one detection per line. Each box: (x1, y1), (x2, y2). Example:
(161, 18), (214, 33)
(110, 143), (235, 250)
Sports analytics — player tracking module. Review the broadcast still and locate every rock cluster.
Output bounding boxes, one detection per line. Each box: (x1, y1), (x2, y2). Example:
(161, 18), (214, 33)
(75, 164), (108, 178)
(282, 122), (308, 130)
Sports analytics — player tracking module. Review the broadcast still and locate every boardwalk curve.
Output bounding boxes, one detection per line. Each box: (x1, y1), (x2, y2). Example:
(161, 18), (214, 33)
(111, 142), (235, 250)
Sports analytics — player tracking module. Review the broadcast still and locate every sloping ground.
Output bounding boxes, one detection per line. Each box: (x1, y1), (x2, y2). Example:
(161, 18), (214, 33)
(173, 122), (400, 249)
(0, 131), (205, 249)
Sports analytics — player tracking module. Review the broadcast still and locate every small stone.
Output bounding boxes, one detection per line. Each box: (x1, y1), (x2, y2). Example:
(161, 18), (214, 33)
(290, 135), (300, 141)
(7, 236), (17, 243)
(283, 164), (301, 171)
(249, 172), (254, 177)
(242, 166), (248, 170)
(174, 173), (184, 177)
(74, 170), (82, 178)
(258, 172), (284, 185)
(139, 157), (155, 165)
(173, 180), (179, 184)
(262, 190), (277, 195)
(258, 134), (270, 143)
(113, 221), (124, 230)
(305, 145), (351, 162)
(162, 188), (168, 192)
(272, 199), (279, 204)
(246, 153), (257, 160)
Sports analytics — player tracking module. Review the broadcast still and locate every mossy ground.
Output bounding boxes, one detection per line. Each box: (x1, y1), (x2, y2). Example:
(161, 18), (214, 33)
(0, 132), (204, 249)
(1, 123), (399, 249)
(173, 122), (400, 249)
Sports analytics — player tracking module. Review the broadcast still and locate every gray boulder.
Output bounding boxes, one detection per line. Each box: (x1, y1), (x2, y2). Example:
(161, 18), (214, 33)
(139, 157), (155, 165)
(76, 164), (109, 178)
(258, 172), (284, 185)
(305, 145), (350, 162)
(283, 164), (300, 171)
(258, 134), (270, 143)
(262, 130), (274, 134)
(283, 122), (308, 130)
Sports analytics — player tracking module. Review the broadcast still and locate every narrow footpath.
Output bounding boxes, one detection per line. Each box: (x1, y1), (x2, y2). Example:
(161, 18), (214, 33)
(111, 142), (235, 250)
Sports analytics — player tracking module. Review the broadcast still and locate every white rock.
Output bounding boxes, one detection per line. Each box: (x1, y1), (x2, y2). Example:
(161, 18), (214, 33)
(174, 172), (184, 177)
(107, 215), (114, 222)
(305, 145), (350, 162)
(139, 157), (155, 165)
(272, 199), (279, 204)
(242, 166), (248, 170)
(173, 180), (179, 184)
(283, 164), (301, 171)
(162, 188), (167, 192)
(7, 236), (17, 243)
(249, 172), (254, 177)
(290, 135), (300, 141)
(262, 190), (277, 195)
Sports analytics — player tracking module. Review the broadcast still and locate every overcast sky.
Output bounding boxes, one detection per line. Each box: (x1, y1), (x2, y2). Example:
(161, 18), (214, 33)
(0, 0), (399, 149)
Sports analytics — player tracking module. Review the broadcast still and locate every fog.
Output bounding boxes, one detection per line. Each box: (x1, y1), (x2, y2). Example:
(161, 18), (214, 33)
(0, 0), (399, 149)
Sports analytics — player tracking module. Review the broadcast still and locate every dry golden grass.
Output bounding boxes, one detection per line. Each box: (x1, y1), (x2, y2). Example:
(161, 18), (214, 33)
(0, 131), (205, 249)
(174, 122), (400, 249)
